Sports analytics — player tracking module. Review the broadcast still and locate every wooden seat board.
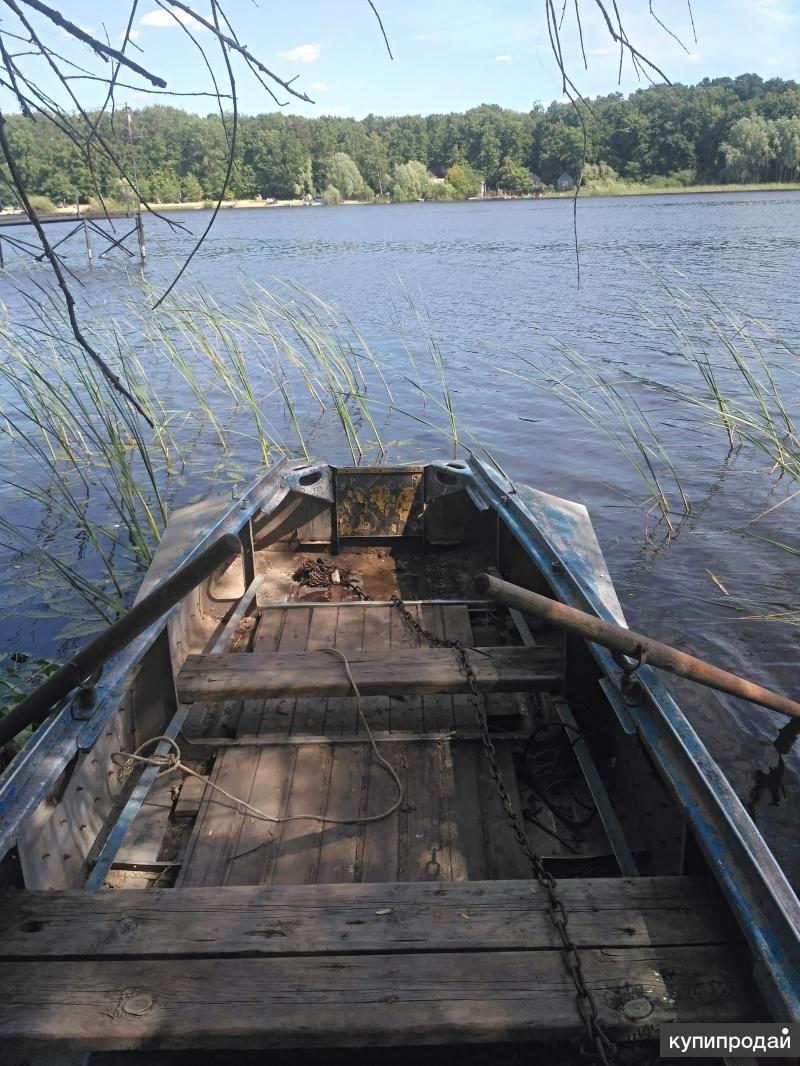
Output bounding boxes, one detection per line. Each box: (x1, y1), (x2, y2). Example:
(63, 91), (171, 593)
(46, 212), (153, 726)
(0, 877), (734, 959)
(177, 645), (563, 703)
(0, 945), (752, 1049)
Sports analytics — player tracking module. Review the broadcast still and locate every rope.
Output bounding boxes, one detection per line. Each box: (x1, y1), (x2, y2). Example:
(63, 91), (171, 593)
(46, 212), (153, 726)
(112, 648), (403, 829)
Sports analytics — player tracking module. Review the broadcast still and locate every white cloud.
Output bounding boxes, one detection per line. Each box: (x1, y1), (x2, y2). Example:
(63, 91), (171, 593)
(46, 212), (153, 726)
(140, 9), (208, 30)
(308, 81), (328, 91)
(326, 105), (352, 115)
(414, 33), (434, 40)
(686, 51), (701, 63)
(493, 54), (512, 62)
(277, 43), (321, 64)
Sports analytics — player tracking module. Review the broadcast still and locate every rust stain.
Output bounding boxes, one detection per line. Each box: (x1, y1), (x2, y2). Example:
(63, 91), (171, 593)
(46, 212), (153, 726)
(337, 473), (422, 537)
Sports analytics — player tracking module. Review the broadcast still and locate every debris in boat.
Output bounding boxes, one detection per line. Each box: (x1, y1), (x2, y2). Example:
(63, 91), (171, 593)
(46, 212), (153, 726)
(231, 613), (258, 650)
(292, 557), (367, 599)
(705, 569), (729, 595)
(747, 755), (787, 814)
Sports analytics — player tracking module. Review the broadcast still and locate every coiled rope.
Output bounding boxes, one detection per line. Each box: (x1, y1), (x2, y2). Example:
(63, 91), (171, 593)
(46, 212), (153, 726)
(113, 648), (403, 827)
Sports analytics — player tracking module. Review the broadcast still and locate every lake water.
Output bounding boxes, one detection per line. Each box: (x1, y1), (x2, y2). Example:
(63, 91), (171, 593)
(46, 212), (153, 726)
(1, 191), (799, 884)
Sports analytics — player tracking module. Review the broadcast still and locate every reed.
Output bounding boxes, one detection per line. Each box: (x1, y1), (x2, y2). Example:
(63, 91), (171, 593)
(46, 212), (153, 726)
(497, 337), (691, 535)
(0, 280), (484, 660)
(637, 272), (800, 487)
(2, 269), (795, 680)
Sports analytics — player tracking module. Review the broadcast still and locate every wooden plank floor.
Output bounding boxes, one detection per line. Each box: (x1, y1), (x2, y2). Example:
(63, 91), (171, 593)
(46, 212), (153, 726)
(177, 602), (592, 888)
(0, 878), (755, 1050)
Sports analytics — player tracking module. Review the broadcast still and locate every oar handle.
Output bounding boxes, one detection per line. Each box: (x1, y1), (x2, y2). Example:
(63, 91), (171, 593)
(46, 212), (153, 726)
(476, 573), (800, 721)
(0, 534), (242, 748)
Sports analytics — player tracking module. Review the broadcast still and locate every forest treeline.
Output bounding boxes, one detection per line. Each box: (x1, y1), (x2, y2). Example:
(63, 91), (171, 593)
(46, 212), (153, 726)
(6, 71), (800, 208)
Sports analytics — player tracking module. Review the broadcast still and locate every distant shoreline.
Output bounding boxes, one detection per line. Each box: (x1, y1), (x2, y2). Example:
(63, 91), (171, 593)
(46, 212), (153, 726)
(144, 182), (800, 210)
(557, 181), (800, 199)
(4, 182), (799, 221)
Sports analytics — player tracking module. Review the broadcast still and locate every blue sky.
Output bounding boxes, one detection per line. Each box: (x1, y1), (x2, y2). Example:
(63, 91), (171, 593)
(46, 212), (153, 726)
(7, 1), (800, 117)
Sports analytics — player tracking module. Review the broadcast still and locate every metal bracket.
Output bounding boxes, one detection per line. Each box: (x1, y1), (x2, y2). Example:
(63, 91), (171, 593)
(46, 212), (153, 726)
(280, 462), (334, 502)
(69, 666), (103, 721)
(425, 459), (472, 501)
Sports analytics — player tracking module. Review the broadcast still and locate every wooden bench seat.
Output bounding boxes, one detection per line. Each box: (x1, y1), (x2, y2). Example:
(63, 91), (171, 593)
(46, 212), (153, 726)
(177, 645), (563, 703)
(0, 878), (753, 1050)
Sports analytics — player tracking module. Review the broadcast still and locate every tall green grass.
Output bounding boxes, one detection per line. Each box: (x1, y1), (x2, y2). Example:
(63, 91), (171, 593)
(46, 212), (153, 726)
(500, 338), (691, 536)
(1, 270), (797, 663)
(0, 280), (500, 652)
(637, 274), (800, 485)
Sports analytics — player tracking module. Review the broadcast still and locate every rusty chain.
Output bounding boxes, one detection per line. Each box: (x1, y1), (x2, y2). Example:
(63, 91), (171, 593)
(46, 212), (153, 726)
(293, 559), (617, 1062)
(388, 593), (618, 1065)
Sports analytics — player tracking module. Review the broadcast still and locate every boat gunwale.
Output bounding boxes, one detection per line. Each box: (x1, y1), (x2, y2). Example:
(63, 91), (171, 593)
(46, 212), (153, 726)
(0, 460), (292, 859)
(0, 453), (796, 1021)
(467, 455), (800, 1020)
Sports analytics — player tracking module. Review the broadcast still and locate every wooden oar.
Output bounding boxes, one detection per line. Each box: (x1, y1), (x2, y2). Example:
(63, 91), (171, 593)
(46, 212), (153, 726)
(476, 573), (800, 721)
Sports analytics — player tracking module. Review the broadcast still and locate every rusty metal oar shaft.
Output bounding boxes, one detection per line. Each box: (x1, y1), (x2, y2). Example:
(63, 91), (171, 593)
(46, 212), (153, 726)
(476, 573), (800, 721)
(0, 533), (242, 748)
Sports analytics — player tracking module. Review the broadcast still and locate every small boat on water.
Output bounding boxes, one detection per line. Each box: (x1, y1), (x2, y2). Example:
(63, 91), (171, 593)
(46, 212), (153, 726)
(0, 456), (798, 1063)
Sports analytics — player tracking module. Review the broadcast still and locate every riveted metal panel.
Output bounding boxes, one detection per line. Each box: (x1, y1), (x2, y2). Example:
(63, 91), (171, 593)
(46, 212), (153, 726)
(336, 469), (424, 537)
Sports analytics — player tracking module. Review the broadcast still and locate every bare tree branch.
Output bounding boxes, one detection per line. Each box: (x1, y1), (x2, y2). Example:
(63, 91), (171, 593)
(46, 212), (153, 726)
(152, 0), (238, 309)
(8, 0), (168, 86)
(0, 112), (154, 424)
(592, 0), (672, 84)
(159, 0), (315, 103)
(367, 1), (394, 60)
(649, 1), (690, 55)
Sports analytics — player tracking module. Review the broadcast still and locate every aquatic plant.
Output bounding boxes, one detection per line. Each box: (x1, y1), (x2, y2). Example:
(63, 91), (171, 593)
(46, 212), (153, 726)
(1, 268), (797, 700)
(0, 278), (495, 656)
(638, 272), (800, 486)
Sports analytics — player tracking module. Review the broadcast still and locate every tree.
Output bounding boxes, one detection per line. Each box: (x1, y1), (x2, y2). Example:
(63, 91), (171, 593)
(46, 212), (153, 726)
(722, 116), (774, 181)
(497, 156), (533, 194)
(322, 185), (341, 205)
(357, 133), (391, 196)
(535, 119), (586, 184)
(180, 174), (203, 203)
(428, 180), (455, 200)
(446, 161), (482, 198)
(245, 119), (312, 199)
(771, 116), (800, 181)
(146, 168), (180, 203)
(327, 152), (367, 199)
(391, 160), (429, 201)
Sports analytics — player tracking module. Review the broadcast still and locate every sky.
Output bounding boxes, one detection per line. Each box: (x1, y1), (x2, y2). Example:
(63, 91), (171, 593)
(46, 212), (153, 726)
(6, 1), (800, 118)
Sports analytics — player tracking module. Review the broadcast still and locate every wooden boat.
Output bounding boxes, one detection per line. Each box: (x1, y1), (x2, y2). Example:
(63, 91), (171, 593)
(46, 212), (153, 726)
(0, 456), (798, 1063)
